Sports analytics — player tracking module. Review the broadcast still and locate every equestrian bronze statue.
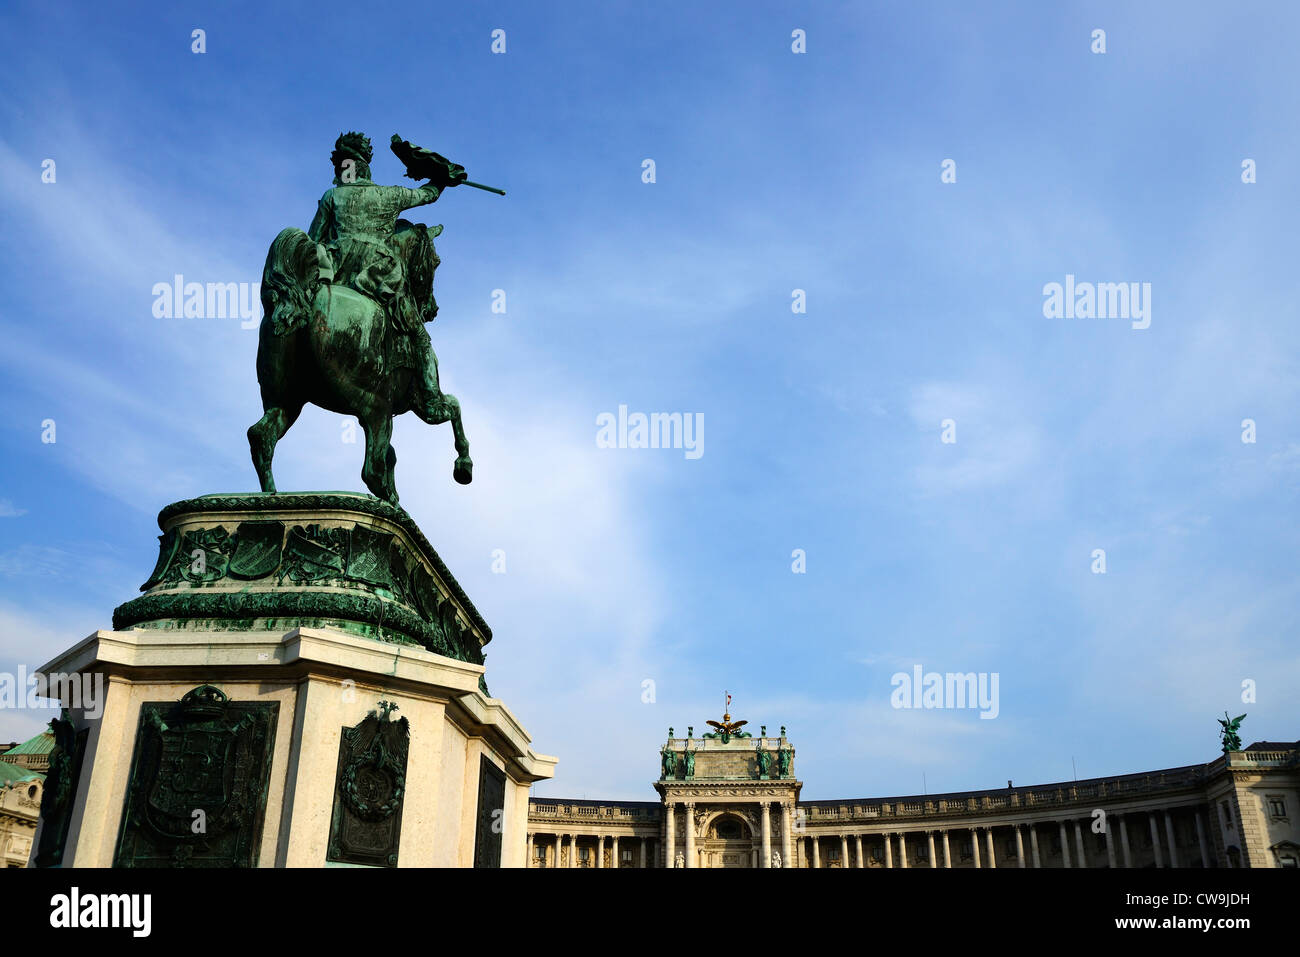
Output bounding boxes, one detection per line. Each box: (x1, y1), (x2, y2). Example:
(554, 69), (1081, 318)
(250, 131), (502, 505)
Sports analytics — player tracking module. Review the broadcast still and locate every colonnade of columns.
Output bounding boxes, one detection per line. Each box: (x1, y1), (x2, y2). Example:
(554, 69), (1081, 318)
(797, 806), (1213, 869)
(528, 804), (1216, 868)
(525, 832), (655, 868)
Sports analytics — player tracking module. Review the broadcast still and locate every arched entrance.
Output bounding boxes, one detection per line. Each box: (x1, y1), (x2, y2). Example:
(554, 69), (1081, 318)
(701, 812), (755, 868)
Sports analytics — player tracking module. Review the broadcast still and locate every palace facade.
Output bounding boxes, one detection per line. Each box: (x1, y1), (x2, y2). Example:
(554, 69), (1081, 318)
(526, 715), (1299, 869)
(0, 730), (50, 868)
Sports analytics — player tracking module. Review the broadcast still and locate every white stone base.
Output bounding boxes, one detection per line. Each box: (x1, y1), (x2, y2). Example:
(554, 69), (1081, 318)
(32, 624), (555, 867)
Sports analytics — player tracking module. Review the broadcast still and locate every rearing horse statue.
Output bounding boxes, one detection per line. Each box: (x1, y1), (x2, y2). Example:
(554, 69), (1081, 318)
(248, 132), (485, 506)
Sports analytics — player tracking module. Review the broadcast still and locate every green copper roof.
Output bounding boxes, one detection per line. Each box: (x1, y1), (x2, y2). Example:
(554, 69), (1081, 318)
(0, 761), (43, 784)
(3, 729), (54, 757)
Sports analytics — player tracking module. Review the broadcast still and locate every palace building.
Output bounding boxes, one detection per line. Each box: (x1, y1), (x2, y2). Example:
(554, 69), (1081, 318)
(526, 708), (1299, 869)
(0, 729), (50, 868)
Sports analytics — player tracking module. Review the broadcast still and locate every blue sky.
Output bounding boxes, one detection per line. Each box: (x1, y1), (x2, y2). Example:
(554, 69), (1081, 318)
(1, 0), (1297, 801)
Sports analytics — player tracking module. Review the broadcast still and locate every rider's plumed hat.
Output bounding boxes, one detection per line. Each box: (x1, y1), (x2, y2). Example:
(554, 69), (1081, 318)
(331, 131), (373, 169)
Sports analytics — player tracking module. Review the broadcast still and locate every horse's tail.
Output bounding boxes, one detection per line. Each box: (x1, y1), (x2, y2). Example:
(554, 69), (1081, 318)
(260, 227), (321, 336)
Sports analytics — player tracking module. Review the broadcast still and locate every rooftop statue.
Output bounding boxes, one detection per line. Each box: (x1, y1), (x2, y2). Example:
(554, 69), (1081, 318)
(250, 132), (502, 505)
(702, 692), (751, 743)
(661, 745), (678, 780)
(1218, 711), (1246, 753)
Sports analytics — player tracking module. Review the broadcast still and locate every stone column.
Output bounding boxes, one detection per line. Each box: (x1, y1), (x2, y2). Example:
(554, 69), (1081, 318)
(611, 835), (620, 869)
(594, 834), (603, 868)
(553, 834), (560, 869)
(812, 836), (821, 868)
(665, 803), (676, 868)
(927, 831), (937, 868)
(1216, 801), (1234, 867)
(684, 803), (695, 869)
(1119, 814), (1132, 867)
(526, 832), (533, 867)
(855, 834), (864, 868)
(782, 803), (794, 869)
(985, 827), (996, 868)
(840, 834), (849, 869)
(761, 802), (772, 868)
(567, 834), (575, 868)
(1059, 821), (1071, 868)
(899, 831), (909, 869)
(1149, 812), (1164, 868)
(1104, 815), (1116, 868)
(1030, 824), (1041, 868)
(640, 836), (647, 869)
(1164, 811), (1179, 868)
(1074, 820), (1087, 868)
(1195, 810), (1209, 868)
(884, 833), (893, 868)
(1014, 826), (1025, 868)
(941, 829), (952, 868)
(971, 830), (981, 868)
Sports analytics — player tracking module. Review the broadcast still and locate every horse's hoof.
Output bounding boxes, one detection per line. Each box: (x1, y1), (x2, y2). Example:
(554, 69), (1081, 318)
(453, 456), (473, 485)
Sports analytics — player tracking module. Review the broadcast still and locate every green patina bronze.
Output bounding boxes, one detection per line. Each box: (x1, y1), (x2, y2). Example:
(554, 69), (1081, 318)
(327, 701), (410, 868)
(1219, 711), (1246, 753)
(250, 132), (501, 505)
(660, 745), (678, 780)
(113, 685), (278, 868)
(473, 754), (507, 868)
(113, 493), (492, 692)
(777, 747), (793, 779)
(33, 711), (88, 868)
(755, 747), (772, 779)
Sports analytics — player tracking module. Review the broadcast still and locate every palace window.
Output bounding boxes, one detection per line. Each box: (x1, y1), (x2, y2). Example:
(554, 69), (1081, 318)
(536, 845), (547, 863)
(578, 847), (590, 862)
(621, 848), (633, 863)
(714, 818), (744, 840)
(1267, 797), (1287, 819)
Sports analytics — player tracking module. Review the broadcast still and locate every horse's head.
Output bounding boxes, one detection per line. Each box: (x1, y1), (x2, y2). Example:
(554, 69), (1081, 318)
(395, 219), (441, 323)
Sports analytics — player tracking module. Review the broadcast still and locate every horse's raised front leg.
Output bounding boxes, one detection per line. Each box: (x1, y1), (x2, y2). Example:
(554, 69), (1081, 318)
(412, 350), (472, 485)
(247, 404), (302, 494)
(360, 415), (398, 505)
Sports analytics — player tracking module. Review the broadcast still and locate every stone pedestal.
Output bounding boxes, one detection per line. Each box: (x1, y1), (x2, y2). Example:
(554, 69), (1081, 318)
(29, 493), (555, 868)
